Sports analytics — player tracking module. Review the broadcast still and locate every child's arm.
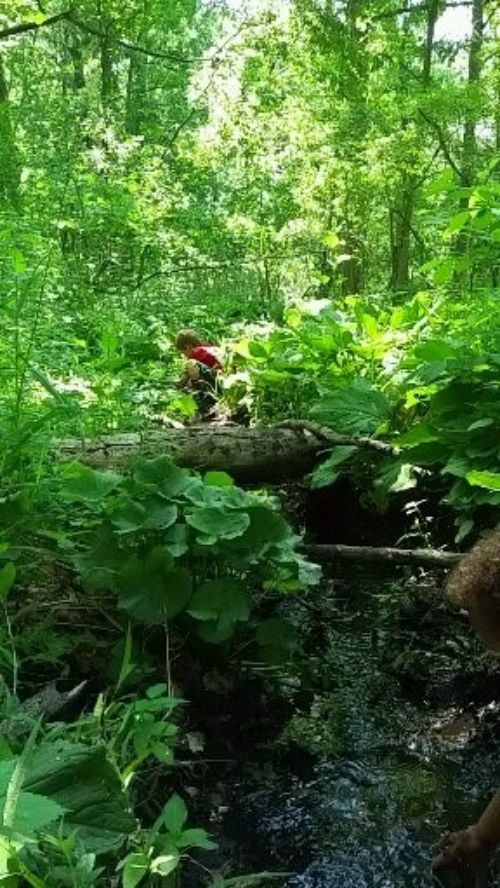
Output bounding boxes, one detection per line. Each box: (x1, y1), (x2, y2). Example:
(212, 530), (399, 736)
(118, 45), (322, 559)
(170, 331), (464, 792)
(474, 790), (500, 849)
(433, 791), (500, 872)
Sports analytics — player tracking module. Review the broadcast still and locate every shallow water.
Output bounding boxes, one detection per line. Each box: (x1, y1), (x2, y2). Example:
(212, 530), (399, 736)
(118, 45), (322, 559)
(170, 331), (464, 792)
(221, 583), (500, 887)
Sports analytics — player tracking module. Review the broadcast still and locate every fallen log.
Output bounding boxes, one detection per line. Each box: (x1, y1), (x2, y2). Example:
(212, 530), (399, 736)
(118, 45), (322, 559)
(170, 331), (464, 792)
(55, 422), (391, 484)
(304, 544), (462, 570)
(0, 682), (87, 740)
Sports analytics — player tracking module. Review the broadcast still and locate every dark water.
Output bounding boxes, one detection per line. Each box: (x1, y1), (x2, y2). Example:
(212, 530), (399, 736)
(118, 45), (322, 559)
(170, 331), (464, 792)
(220, 581), (500, 888)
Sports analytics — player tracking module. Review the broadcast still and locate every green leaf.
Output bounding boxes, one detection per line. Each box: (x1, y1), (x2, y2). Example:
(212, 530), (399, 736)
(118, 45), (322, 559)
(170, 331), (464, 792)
(61, 462), (122, 503)
(189, 579), (250, 622)
(151, 853), (180, 876)
(11, 249), (26, 274)
(455, 519), (474, 544)
(177, 828), (218, 850)
(256, 618), (297, 664)
(324, 232), (340, 249)
(413, 340), (458, 362)
(0, 563), (16, 602)
(24, 742), (135, 854)
(311, 380), (391, 434)
(117, 548), (192, 625)
(396, 425), (439, 447)
(311, 446), (357, 489)
(388, 463), (416, 493)
(122, 852), (149, 888)
(230, 507), (290, 553)
(146, 683), (168, 699)
(74, 525), (125, 591)
(467, 418), (494, 432)
(163, 524), (189, 557)
(115, 623), (134, 693)
(433, 259), (455, 284)
(188, 579), (250, 642)
(186, 507), (250, 542)
(142, 498), (178, 530)
(442, 455), (472, 478)
(133, 458), (190, 498)
(204, 472), (235, 488)
(111, 500), (148, 533)
(466, 471), (500, 491)
(161, 794), (188, 834)
(443, 211), (470, 237)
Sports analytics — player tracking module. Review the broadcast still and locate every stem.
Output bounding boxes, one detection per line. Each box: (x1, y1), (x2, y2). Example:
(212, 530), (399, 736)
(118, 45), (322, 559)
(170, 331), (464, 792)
(164, 619), (172, 697)
(4, 604), (18, 697)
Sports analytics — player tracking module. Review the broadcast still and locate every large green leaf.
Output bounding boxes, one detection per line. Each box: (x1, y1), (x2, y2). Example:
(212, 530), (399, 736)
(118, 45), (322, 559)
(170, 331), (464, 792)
(60, 463), (122, 503)
(122, 852), (149, 888)
(188, 579), (250, 642)
(466, 470), (500, 491)
(186, 507), (250, 542)
(160, 794), (188, 834)
(226, 507), (290, 555)
(0, 760), (66, 837)
(256, 618), (297, 664)
(311, 446), (357, 489)
(74, 525), (125, 591)
(311, 380), (391, 434)
(117, 547), (192, 624)
(133, 459), (190, 498)
(24, 742), (135, 854)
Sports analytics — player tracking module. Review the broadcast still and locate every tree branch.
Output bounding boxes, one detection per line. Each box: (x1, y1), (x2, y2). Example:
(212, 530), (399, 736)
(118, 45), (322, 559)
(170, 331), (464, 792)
(373, 1), (472, 20)
(131, 252), (323, 291)
(304, 543), (461, 570)
(418, 109), (462, 177)
(277, 420), (398, 456)
(0, 11), (69, 40)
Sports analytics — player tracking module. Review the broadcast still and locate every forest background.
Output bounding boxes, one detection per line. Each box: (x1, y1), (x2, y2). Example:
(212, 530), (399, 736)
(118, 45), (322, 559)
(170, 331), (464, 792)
(0, 0), (500, 885)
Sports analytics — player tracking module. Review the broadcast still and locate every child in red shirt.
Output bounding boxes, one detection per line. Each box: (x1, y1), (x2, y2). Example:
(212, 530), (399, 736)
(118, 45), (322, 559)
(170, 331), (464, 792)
(175, 330), (222, 418)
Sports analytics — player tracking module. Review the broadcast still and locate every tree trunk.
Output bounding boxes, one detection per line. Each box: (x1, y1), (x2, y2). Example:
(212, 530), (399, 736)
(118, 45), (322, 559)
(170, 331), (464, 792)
(56, 426), (326, 483)
(0, 54), (21, 208)
(390, 179), (414, 290)
(55, 422), (393, 484)
(461, 0), (484, 190)
(390, 0), (438, 290)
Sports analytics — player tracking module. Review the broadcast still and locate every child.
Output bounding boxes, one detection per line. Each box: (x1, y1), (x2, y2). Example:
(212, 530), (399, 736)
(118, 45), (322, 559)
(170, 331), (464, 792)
(174, 330), (222, 418)
(433, 532), (500, 880)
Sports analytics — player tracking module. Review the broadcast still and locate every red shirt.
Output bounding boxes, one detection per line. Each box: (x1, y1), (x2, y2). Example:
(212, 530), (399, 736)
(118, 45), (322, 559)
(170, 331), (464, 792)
(188, 345), (222, 371)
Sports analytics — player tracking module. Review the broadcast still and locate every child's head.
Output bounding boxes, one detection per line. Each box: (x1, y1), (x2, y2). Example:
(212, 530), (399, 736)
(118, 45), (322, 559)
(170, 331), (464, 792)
(447, 532), (500, 652)
(175, 330), (202, 356)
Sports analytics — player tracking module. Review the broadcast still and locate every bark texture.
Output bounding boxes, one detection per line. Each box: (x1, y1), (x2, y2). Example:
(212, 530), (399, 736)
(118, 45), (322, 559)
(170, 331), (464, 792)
(56, 425), (325, 483)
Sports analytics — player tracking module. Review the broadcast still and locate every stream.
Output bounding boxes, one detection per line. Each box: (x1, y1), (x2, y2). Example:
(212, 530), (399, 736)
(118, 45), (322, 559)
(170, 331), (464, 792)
(188, 574), (500, 887)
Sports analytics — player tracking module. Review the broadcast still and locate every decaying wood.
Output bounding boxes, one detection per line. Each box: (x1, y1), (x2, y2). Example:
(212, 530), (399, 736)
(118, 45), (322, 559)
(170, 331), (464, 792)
(304, 544), (462, 570)
(278, 420), (398, 456)
(56, 426), (321, 482)
(0, 681), (87, 740)
(55, 422), (393, 483)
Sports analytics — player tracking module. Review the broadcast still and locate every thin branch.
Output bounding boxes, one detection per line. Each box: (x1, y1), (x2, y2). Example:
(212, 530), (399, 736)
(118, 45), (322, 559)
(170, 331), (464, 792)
(131, 252), (323, 291)
(165, 71), (217, 148)
(277, 420), (398, 456)
(0, 10), (69, 40)
(68, 14), (200, 64)
(1, 9), (259, 69)
(373, 1), (472, 21)
(418, 109), (463, 177)
(165, 17), (256, 147)
(304, 543), (462, 570)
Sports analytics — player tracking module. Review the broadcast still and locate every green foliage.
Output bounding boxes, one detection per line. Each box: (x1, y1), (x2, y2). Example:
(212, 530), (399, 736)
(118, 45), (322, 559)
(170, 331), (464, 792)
(62, 458), (319, 639)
